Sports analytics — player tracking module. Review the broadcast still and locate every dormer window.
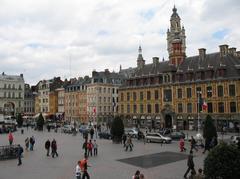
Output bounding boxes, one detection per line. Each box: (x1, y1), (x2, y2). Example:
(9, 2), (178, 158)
(218, 69), (226, 78)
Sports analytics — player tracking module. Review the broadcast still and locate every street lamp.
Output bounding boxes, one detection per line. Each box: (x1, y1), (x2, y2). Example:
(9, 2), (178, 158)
(196, 91), (202, 138)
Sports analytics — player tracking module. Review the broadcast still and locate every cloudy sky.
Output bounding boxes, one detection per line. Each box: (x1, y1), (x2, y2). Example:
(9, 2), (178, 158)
(0, 0), (239, 85)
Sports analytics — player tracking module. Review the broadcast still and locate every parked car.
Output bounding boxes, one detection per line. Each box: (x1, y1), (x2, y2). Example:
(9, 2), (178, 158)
(79, 125), (90, 134)
(169, 131), (185, 140)
(98, 131), (112, 140)
(125, 128), (138, 138)
(145, 133), (172, 143)
(231, 135), (240, 144)
(61, 125), (74, 133)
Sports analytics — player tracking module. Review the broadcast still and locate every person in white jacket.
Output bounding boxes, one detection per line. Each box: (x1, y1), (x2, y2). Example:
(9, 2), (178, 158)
(75, 161), (81, 179)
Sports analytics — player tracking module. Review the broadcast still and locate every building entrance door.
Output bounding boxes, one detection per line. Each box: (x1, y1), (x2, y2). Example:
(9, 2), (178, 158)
(165, 114), (172, 128)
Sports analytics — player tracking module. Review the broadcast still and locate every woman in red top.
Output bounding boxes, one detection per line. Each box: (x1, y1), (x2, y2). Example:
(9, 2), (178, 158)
(87, 140), (93, 157)
(179, 137), (186, 152)
(8, 132), (14, 145)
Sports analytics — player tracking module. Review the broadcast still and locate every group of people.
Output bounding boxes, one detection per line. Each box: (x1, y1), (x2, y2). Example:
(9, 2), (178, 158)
(132, 170), (145, 179)
(45, 139), (58, 158)
(82, 139), (98, 157)
(76, 154), (91, 179)
(25, 136), (35, 151)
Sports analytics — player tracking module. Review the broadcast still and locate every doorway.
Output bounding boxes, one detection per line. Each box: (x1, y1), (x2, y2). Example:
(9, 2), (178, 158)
(165, 114), (172, 128)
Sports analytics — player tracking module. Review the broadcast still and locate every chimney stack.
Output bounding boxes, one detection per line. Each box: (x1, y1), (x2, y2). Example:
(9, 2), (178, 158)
(219, 44), (229, 57)
(229, 47), (237, 56)
(152, 57), (159, 66)
(198, 48), (206, 60)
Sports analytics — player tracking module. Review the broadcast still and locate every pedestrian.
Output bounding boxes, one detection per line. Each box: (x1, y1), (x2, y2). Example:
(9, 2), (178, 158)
(184, 150), (196, 178)
(122, 133), (127, 147)
(17, 144), (24, 166)
(190, 136), (198, 152)
(29, 136), (35, 151)
(80, 154), (90, 179)
(93, 140), (98, 156)
(45, 139), (51, 156)
(82, 139), (88, 156)
(202, 138), (211, 154)
(194, 168), (204, 179)
(8, 132), (14, 145)
(90, 128), (94, 139)
(75, 160), (81, 179)
(139, 173), (145, 179)
(51, 139), (58, 158)
(87, 140), (93, 157)
(179, 137), (187, 152)
(25, 137), (29, 150)
(132, 170), (140, 179)
(125, 136), (133, 151)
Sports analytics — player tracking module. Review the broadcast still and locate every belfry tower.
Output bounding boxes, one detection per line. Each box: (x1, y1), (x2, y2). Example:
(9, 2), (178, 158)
(167, 6), (186, 66)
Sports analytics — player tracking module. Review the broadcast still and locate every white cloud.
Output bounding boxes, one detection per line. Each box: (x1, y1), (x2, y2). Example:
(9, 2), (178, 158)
(0, 0), (239, 85)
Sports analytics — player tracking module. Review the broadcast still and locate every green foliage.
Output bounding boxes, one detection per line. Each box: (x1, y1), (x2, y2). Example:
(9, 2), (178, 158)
(204, 142), (240, 179)
(203, 115), (217, 140)
(110, 116), (124, 142)
(37, 113), (44, 130)
(16, 113), (23, 127)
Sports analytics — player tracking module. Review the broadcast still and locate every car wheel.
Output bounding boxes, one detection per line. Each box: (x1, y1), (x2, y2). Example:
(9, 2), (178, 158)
(147, 139), (150, 143)
(163, 140), (166, 143)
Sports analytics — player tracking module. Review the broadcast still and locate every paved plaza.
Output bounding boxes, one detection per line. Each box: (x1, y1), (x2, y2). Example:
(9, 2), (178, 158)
(0, 128), (232, 179)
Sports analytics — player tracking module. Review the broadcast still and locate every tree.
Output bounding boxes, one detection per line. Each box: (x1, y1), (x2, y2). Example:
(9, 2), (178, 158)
(204, 142), (240, 179)
(37, 113), (44, 131)
(203, 115), (217, 140)
(110, 116), (124, 143)
(16, 113), (23, 127)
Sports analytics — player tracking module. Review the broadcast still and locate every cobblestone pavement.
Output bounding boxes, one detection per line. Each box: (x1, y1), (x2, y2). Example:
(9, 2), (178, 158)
(0, 128), (233, 179)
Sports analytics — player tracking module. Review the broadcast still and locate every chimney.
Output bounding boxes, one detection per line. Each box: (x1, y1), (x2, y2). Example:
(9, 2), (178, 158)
(198, 48), (206, 60)
(219, 44), (229, 57)
(229, 47), (237, 56)
(152, 57), (159, 66)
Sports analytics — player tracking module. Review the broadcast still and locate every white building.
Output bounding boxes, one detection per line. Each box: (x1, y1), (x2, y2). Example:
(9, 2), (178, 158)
(0, 72), (25, 116)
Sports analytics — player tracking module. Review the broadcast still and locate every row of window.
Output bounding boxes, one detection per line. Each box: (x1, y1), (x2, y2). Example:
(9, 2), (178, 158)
(120, 84), (236, 102)
(177, 84), (235, 98)
(88, 87), (118, 94)
(120, 102), (237, 114)
(2, 84), (22, 90)
(3, 92), (22, 98)
(177, 102), (237, 113)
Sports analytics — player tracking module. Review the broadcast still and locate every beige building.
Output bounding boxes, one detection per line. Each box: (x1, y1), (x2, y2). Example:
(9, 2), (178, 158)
(87, 69), (124, 124)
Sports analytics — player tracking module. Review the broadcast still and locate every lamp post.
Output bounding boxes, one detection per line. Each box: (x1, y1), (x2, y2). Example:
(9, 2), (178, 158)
(197, 91), (202, 137)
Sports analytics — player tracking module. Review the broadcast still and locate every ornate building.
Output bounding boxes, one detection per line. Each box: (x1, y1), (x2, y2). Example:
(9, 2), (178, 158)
(0, 73), (25, 116)
(118, 7), (240, 131)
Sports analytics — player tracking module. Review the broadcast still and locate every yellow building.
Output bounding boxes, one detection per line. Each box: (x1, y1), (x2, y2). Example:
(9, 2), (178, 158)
(118, 7), (240, 131)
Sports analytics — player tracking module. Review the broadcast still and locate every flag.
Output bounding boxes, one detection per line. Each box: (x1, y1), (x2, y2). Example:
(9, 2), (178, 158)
(202, 101), (208, 111)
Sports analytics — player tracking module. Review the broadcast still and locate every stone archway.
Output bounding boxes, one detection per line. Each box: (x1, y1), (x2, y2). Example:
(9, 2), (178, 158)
(4, 102), (15, 116)
(165, 114), (172, 128)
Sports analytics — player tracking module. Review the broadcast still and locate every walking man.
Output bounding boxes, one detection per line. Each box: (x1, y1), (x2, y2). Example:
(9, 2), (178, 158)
(80, 154), (90, 179)
(45, 139), (51, 156)
(184, 150), (196, 178)
(122, 133), (127, 147)
(125, 136), (133, 151)
(82, 139), (88, 156)
(17, 144), (24, 166)
(51, 139), (58, 158)
(93, 140), (98, 156)
(190, 136), (198, 152)
(90, 128), (94, 139)
(25, 137), (29, 150)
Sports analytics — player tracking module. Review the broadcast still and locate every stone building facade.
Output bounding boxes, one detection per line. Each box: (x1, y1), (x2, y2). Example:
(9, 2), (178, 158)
(118, 7), (240, 131)
(0, 73), (25, 116)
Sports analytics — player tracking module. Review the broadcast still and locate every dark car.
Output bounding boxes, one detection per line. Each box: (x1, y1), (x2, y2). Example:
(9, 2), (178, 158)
(159, 128), (172, 135)
(98, 131), (112, 140)
(169, 131), (185, 140)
